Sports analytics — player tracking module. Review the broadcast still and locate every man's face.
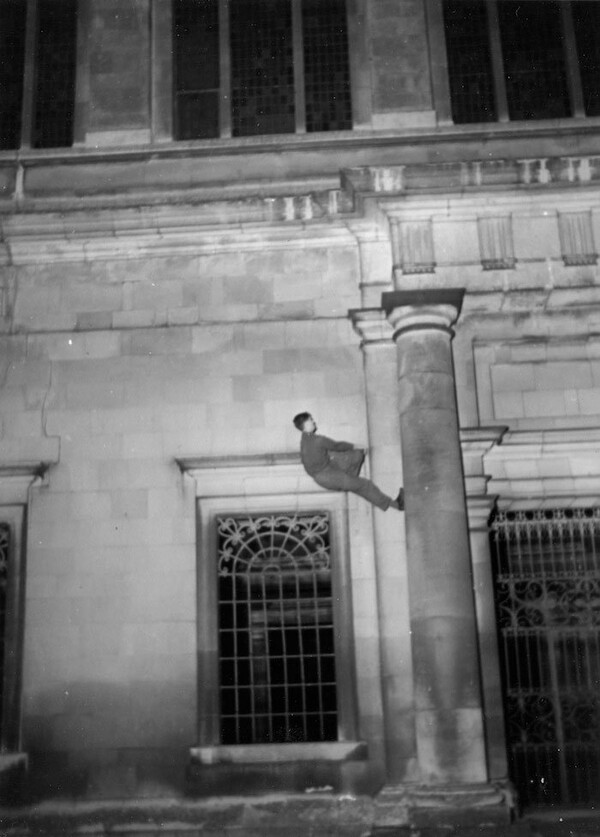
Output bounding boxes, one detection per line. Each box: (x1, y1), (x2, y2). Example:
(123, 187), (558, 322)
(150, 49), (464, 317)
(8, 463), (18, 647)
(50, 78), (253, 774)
(303, 416), (317, 433)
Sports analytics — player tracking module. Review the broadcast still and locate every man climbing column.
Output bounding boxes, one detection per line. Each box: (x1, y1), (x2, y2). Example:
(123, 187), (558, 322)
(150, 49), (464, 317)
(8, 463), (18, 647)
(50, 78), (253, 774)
(293, 412), (404, 511)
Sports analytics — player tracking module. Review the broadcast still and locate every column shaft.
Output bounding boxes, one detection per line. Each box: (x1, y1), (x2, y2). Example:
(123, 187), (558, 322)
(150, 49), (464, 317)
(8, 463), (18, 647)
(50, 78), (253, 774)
(384, 290), (487, 784)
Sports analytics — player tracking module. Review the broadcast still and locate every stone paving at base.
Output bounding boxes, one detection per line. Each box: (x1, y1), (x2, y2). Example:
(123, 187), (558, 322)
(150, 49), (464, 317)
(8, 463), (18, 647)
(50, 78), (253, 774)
(1, 797), (600, 837)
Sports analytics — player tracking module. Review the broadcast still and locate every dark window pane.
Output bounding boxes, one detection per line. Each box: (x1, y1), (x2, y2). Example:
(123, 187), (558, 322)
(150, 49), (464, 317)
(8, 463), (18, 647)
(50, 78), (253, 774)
(173, 0), (220, 139)
(33, 0), (77, 148)
(498, 0), (569, 121)
(302, 0), (352, 132)
(0, 0), (27, 150)
(443, 0), (496, 124)
(572, 1), (600, 117)
(230, 0), (295, 137)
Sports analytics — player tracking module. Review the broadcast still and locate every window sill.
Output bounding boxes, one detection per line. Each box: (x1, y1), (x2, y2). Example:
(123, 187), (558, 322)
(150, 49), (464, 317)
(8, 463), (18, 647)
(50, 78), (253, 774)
(190, 741), (367, 765)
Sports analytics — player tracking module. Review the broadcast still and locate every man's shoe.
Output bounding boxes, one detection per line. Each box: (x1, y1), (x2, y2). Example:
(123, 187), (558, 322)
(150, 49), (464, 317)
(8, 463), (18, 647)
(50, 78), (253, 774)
(396, 488), (404, 510)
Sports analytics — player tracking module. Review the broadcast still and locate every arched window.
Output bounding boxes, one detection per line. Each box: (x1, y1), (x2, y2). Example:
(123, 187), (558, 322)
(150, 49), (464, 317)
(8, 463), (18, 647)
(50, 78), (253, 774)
(217, 512), (337, 745)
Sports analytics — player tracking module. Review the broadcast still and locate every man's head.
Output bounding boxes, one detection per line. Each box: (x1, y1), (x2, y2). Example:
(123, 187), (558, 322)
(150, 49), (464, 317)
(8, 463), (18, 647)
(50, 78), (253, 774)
(293, 412), (316, 433)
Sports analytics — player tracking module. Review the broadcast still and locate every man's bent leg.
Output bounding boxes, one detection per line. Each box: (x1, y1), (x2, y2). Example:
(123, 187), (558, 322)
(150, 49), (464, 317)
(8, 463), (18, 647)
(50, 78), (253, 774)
(314, 466), (392, 511)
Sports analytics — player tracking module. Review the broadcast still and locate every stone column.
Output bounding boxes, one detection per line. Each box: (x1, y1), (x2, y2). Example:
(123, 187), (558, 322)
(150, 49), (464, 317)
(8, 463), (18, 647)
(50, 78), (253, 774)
(382, 289), (487, 785)
(350, 309), (417, 784)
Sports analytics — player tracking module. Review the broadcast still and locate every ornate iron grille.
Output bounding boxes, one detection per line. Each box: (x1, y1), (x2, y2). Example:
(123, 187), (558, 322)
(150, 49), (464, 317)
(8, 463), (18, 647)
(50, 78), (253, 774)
(0, 0), (26, 150)
(302, 0), (351, 132)
(572, 1), (600, 118)
(491, 508), (600, 806)
(217, 512), (337, 745)
(32, 0), (77, 148)
(0, 523), (10, 737)
(173, 0), (220, 140)
(498, 0), (570, 121)
(230, 0), (295, 137)
(442, 0), (496, 124)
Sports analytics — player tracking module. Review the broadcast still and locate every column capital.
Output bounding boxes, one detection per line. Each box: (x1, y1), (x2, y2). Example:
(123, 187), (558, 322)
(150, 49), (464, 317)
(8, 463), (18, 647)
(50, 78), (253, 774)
(348, 307), (394, 345)
(381, 289), (465, 337)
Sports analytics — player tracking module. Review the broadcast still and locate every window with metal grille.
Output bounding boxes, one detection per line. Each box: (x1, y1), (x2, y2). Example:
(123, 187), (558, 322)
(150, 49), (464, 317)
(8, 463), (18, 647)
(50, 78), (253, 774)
(498, 1), (569, 121)
(443, 0), (600, 125)
(32, 0), (78, 148)
(217, 512), (337, 745)
(572, 1), (600, 117)
(0, 0), (77, 150)
(302, 0), (352, 133)
(490, 508), (600, 806)
(0, 522), (9, 739)
(442, 1), (496, 124)
(173, 0), (352, 140)
(0, 0), (27, 150)
(230, 0), (295, 137)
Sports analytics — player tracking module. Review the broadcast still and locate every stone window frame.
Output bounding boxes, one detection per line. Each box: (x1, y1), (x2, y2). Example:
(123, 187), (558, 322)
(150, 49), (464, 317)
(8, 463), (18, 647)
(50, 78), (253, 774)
(151, 0), (372, 143)
(431, 0), (595, 127)
(177, 454), (368, 766)
(0, 462), (52, 789)
(0, 504), (26, 754)
(0, 0), (81, 150)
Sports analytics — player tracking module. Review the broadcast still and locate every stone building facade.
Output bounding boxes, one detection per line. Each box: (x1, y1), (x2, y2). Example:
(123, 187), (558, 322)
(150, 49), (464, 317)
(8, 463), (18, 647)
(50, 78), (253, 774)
(2, 0), (600, 829)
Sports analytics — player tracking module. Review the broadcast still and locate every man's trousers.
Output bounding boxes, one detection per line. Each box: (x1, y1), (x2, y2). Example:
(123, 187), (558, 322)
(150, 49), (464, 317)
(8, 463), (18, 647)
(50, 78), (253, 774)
(312, 449), (393, 511)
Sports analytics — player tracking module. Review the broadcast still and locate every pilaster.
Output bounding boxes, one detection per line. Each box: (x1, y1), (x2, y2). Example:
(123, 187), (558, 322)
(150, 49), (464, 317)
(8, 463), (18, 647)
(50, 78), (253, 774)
(349, 308), (417, 784)
(462, 427), (509, 782)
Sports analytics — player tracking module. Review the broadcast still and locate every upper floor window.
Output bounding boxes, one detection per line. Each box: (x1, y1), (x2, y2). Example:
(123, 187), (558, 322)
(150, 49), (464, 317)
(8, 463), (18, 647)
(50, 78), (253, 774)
(0, 0), (78, 150)
(172, 0), (352, 140)
(443, 0), (600, 125)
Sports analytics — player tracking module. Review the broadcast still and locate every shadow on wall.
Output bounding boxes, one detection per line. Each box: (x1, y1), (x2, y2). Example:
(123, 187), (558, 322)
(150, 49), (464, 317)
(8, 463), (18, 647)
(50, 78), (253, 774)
(21, 679), (196, 802)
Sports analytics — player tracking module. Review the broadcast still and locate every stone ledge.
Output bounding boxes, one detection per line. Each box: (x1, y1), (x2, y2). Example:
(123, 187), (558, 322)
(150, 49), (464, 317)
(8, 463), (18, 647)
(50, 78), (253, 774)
(190, 741), (367, 765)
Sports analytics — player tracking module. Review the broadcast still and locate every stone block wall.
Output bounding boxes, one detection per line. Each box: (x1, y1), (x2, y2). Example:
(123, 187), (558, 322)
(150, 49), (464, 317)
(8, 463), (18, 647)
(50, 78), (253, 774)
(2, 236), (374, 799)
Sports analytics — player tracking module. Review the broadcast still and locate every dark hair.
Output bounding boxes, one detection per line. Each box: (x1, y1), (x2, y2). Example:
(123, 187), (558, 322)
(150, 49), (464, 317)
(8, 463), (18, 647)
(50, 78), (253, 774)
(293, 412), (312, 430)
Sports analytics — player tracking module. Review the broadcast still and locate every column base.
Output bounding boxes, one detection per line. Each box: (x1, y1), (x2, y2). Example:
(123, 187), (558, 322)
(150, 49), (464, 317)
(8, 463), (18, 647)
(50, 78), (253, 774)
(0, 753), (28, 805)
(373, 781), (515, 833)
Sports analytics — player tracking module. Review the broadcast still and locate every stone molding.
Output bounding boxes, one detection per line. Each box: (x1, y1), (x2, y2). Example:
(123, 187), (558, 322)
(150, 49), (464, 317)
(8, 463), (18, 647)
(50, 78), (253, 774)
(348, 308), (394, 345)
(345, 154), (600, 196)
(460, 426), (507, 511)
(2, 211), (355, 265)
(0, 459), (57, 504)
(5, 153), (600, 266)
(485, 427), (600, 507)
(176, 453), (320, 498)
